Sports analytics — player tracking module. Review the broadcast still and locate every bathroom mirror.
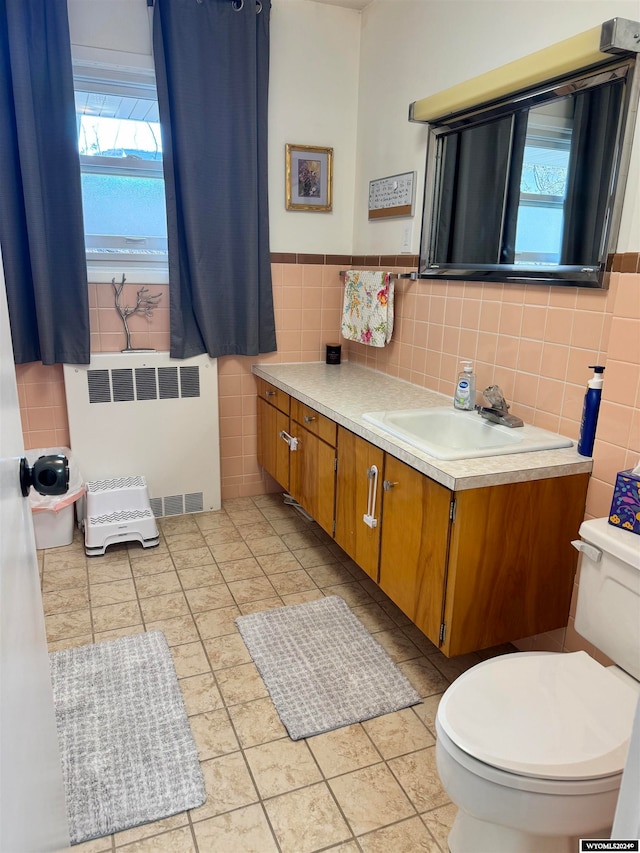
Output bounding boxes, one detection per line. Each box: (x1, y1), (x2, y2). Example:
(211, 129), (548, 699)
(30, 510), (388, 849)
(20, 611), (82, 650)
(416, 54), (639, 288)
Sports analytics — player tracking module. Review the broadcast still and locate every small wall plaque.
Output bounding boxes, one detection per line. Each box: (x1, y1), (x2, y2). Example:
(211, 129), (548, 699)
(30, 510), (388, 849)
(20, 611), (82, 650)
(368, 171), (415, 220)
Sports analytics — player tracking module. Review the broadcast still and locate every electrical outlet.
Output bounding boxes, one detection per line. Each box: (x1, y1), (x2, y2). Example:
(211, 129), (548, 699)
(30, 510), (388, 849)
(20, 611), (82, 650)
(400, 224), (412, 253)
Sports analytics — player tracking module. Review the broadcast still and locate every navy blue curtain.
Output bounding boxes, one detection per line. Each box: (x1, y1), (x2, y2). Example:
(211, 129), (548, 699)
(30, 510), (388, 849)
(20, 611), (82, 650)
(561, 79), (625, 266)
(435, 117), (514, 265)
(153, 0), (276, 359)
(0, 0), (89, 365)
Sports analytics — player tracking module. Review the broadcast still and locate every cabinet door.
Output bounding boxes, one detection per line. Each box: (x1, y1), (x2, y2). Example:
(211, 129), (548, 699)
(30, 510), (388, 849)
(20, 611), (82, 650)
(379, 455), (452, 646)
(257, 397), (290, 490)
(443, 473), (590, 656)
(289, 427), (336, 536)
(335, 427), (383, 581)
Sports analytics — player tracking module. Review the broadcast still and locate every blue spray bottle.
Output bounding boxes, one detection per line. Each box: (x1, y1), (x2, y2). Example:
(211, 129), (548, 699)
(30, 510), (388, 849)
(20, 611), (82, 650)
(577, 366), (605, 457)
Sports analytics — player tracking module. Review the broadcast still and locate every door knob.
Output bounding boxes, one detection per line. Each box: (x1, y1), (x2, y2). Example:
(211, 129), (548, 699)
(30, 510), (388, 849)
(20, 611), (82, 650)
(383, 480), (398, 491)
(19, 454), (69, 498)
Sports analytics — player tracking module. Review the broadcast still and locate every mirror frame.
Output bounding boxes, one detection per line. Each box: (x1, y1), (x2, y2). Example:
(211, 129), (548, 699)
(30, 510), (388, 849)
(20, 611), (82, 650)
(416, 55), (639, 288)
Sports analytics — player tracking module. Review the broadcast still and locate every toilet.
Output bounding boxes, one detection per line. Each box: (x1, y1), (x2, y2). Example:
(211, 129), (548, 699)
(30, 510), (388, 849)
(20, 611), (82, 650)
(435, 517), (640, 853)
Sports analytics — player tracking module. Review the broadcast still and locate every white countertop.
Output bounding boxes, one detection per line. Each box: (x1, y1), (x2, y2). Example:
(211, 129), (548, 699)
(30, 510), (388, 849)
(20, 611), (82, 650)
(252, 362), (592, 492)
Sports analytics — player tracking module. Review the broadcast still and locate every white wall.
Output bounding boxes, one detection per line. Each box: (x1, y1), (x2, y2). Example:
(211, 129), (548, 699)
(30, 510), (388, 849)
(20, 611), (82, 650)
(68, 0), (361, 256)
(355, 0), (640, 255)
(69, 0), (154, 69)
(67, 0), (640, 257)
(269, 1), (361, 253)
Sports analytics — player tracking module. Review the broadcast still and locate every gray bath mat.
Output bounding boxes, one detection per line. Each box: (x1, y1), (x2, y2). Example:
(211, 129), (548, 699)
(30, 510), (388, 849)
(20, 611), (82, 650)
(236, 595), (421, 740)
(50, 631), (205, 845)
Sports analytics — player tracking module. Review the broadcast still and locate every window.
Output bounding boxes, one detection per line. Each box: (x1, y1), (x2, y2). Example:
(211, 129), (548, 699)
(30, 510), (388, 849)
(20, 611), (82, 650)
(418, 57), (637, 288)
(515, 102), (572, 265)
(73, 66), (168, 272)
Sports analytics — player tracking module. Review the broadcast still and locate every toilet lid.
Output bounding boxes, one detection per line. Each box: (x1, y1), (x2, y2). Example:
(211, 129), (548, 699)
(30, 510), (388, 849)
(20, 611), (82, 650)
(438, 651), (639, 780)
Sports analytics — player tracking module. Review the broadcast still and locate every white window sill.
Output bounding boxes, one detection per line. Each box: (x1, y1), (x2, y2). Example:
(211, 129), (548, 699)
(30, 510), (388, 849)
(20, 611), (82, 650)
(87, 264), (169, 286)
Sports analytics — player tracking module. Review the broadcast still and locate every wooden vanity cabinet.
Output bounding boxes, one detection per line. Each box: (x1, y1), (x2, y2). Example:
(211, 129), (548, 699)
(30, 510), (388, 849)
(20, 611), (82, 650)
(379, 463), (589, 657)
(255, 381), (589, 658)
(442, 473), (590, 656)
(256, 378), (290, 490)
(335, 427), (384, 581)
(288, 400), (337, 536)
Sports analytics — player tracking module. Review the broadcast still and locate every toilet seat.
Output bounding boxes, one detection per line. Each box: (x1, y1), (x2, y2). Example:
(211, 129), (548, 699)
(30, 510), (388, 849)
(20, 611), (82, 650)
(437, 651), (639, 781)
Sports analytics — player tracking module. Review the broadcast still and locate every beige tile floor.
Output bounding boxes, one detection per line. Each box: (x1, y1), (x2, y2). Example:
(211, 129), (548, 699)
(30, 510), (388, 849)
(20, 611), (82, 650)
(41, 493), (511, 853)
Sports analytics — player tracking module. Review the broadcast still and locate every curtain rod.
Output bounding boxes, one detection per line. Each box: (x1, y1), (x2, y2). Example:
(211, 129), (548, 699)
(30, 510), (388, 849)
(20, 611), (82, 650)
(147, 0), (263, 8)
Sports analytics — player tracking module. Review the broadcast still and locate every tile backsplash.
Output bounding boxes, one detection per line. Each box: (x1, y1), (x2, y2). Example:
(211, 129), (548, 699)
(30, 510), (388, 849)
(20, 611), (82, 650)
(15, 254), (639, 515)
(345, 269), (640, 521)
(15, 360), (69, 451)
(13, 253), (639, 658)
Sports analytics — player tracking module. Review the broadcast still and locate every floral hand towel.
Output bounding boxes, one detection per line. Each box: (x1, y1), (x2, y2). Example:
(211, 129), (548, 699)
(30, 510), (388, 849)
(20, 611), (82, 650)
(340, 270), (394, 347)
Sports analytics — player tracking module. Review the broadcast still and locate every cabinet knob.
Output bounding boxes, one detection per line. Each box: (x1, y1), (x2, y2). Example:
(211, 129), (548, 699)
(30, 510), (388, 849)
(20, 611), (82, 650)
(303, 415), (316, 423)
(265, 390), (276, 397)
(383, 480), (398, 491)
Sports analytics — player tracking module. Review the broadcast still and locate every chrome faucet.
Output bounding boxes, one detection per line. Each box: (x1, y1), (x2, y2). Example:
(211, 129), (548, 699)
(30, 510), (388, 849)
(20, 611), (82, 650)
(477, 385), (524, 428)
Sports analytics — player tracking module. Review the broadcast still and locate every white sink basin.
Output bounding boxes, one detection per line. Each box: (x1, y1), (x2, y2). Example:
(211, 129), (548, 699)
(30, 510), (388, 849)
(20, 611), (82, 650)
(361, 407), (573, 461)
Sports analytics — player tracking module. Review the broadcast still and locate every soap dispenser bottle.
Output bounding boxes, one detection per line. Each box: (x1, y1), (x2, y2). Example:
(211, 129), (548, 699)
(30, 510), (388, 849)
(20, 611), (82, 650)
(454, 362), (476, 411)
(577, 365), (605, 456)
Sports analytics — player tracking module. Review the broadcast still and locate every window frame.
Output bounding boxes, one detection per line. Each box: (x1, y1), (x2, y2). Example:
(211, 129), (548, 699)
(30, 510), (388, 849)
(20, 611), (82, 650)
(73, 63), (169, 279)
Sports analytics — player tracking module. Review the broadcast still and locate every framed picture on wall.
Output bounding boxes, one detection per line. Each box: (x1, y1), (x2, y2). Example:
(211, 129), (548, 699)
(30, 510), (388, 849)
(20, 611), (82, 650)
(285, 144), (333, 212)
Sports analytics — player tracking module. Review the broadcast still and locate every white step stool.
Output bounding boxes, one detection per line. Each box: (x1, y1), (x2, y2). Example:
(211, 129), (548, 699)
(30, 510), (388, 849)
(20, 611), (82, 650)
(84, 475), (159, 557)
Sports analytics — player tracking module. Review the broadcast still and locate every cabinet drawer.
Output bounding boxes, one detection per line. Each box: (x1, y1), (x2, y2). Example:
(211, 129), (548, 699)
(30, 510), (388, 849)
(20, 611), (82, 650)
(256, 377), (290, 415)
(291, 400), (337, 447)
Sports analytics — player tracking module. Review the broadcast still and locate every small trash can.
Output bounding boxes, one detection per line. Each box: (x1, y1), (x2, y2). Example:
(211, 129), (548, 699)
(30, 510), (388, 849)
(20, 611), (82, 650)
(27, 447), (85, 550)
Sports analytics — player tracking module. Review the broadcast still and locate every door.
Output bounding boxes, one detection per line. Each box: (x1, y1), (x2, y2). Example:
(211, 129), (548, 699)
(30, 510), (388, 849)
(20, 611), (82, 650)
(0, 253), (70, 850)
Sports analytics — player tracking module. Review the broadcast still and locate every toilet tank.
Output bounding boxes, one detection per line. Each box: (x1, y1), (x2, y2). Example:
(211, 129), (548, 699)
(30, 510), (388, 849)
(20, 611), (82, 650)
(574, 518), (640, 680)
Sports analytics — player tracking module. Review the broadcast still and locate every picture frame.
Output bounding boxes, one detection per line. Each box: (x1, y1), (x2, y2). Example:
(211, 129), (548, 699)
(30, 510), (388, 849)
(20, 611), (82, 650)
(285, 143), (333, 212)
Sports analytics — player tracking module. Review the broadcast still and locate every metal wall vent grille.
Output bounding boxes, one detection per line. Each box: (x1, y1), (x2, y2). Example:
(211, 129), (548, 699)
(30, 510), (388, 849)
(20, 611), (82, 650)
(112, 368), (135, 402)
(135, 367), (157, 401)
(185, 492), (204, 514)
(180, 366), (200, 398)
(163, 495), (184, 516)
(149, 493), (205, 518)
(86, 365), (201, 403)
(158, 367), (179, 399)
(87, 370), (111, 403)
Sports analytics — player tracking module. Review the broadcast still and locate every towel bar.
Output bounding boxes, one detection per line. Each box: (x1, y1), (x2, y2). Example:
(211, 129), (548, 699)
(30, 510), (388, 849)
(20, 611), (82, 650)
(339, 270), (400, 280)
